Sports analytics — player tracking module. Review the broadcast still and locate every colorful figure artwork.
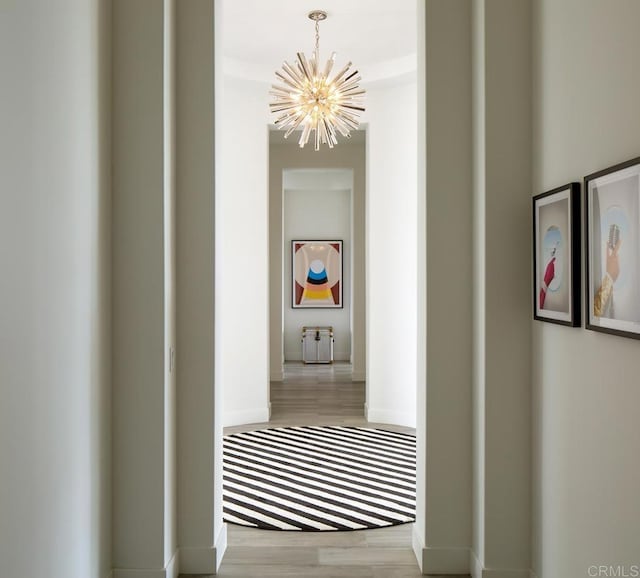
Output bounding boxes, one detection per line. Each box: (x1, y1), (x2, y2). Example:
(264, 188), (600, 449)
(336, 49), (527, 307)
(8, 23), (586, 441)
(533, 183), (581, 326)
(586, 157), (640, 339)
(292, 240), (343, 308)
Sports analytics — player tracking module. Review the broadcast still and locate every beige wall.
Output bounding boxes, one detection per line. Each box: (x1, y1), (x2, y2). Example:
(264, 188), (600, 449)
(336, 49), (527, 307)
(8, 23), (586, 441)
(112, 0), (178, 574)
(176, 0), (223, 573)
(472, 0), (532, 573)
(417, 1), (533, 575)
(532, 1), (640, 576)
(416, 0), (473, 572)
(0, 1), (112, 577)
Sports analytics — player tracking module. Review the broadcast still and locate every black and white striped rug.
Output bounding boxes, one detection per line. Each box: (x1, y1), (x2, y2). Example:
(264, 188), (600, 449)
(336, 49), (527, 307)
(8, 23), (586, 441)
(222, 425), (416, 531)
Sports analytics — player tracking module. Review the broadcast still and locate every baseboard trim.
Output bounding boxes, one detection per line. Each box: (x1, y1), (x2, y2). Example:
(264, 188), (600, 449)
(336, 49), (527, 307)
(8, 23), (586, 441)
(367, 407), (415, 428)
(530, 571), (539, 578)
(351, 371), (366, 381)
(470, 550), (531, 578)
(166, 551), (179, 578)
(412, 526), (470, 574)
(178, 525), (226, 574)
(113, 551), (179, 578)
(284, 352), (351, 362)
(215, 522), (228, 571)
(179, 546), (216, 575)
(270, 371), (284, 381)
(471, 551), (484, 578)
(223, 407), (270, 427)
(412, 525), (426, 572)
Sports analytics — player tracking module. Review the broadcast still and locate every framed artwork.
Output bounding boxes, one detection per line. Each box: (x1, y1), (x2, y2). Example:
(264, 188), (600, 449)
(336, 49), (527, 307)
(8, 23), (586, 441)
(533, 183), (581, 326)
(292, 240), (343, 308)
(585, 156), (640, 339)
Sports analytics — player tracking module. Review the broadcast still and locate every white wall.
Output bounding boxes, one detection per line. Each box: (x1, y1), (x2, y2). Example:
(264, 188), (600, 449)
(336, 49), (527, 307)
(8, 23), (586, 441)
(366, 80), (418, 428)
(0, 1), (111, 577)
(532, 1), (640, 576)
(283, 171), (352, 361)
(218, 74), (270, 427)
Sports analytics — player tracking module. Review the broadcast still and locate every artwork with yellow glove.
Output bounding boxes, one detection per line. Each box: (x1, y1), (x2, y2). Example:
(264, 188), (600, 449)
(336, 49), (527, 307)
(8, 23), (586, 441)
(585, 157), (640, 339)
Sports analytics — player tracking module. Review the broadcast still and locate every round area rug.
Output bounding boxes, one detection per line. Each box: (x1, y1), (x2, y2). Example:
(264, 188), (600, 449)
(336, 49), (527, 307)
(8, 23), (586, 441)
(222, 425), (416, 531)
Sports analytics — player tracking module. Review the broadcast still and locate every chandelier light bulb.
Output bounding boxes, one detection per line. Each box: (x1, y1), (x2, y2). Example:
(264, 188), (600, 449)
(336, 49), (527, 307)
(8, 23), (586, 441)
(269, 10), (366, 151)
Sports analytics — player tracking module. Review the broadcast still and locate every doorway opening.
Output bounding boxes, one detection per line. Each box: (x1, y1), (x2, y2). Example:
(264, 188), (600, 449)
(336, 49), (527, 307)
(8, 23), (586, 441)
(214, 0), (421, 573)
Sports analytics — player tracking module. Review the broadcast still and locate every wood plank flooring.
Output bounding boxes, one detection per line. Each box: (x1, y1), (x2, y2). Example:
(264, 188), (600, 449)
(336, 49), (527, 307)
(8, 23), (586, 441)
(181, 362), (464, 577)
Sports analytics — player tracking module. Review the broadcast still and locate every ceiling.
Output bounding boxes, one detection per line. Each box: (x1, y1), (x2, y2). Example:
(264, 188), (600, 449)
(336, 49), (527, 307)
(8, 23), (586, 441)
(221, 0), (417, 84)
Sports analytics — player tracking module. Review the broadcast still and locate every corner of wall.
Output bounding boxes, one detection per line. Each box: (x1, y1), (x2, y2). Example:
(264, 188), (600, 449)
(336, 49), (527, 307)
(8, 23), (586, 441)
(414, 524), (470, 575)
(223, 407), (270, 428)
(470, 549), (532, 578)
(112, 550), (179, 578)
(178, 523), (226, 576)
(366, 407), (416, 429)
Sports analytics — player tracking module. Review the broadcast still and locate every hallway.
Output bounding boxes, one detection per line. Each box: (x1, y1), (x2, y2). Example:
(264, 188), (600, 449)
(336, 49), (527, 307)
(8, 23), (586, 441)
(200, 364), (429, 578)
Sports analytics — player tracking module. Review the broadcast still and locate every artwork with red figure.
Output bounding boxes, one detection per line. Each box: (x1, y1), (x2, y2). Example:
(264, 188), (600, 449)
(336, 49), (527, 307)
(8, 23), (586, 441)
(533, 183), (580, 326)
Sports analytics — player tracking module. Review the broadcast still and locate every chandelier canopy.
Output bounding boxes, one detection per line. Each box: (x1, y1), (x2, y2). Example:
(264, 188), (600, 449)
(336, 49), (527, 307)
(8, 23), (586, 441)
(269, 10), (366, 151)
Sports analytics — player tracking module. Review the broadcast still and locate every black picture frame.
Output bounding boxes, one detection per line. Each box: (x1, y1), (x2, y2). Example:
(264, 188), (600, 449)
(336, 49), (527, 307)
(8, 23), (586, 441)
(533, 182), (581, 326)
(585, 156), (640, 340)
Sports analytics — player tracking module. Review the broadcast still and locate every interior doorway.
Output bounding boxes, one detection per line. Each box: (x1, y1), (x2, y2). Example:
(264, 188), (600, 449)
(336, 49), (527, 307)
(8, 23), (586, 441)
(214, 0), (421, 572)
(269, 137), (368, 386)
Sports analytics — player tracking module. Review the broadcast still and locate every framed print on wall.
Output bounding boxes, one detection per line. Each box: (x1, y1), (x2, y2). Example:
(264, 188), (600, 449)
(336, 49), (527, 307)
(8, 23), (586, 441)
(533, 182), (581, 326)
(585, 156), (640, 339)
(292, 240), (343, 308)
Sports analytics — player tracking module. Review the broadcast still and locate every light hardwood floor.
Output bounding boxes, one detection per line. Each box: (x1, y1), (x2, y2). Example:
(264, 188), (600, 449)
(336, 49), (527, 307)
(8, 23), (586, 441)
(181, 363), (462, 577)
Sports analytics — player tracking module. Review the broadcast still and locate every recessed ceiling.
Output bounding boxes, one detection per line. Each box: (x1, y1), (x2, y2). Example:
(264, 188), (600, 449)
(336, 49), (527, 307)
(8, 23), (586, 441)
(221, 0), (416, 83)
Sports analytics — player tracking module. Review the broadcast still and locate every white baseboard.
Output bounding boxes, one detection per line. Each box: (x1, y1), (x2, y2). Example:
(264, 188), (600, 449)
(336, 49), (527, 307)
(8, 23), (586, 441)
(178, 525), (227, 574)
(470, 550), (531, 578)
(367, 407), (416, 428)
(471, 551), (484, 578)
(113, 551), (179, 578)
(530, 571), (539, 578)
(215, 523), (228, 571)
(112, 570), (167, 578)
(223, 407), (270, 427)
(179, 547), (215, 575)
(351, 371), (366, 381)
(270, 370), (284, 381)
(412, 525), (470, 574)
(166, 551), (179, 578)
(284, 352), (351, 362)
(412, 524), (426, 572)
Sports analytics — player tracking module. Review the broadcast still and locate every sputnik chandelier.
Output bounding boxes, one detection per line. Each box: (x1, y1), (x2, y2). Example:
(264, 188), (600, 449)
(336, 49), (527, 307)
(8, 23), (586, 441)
(269, 10), (366, 151)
